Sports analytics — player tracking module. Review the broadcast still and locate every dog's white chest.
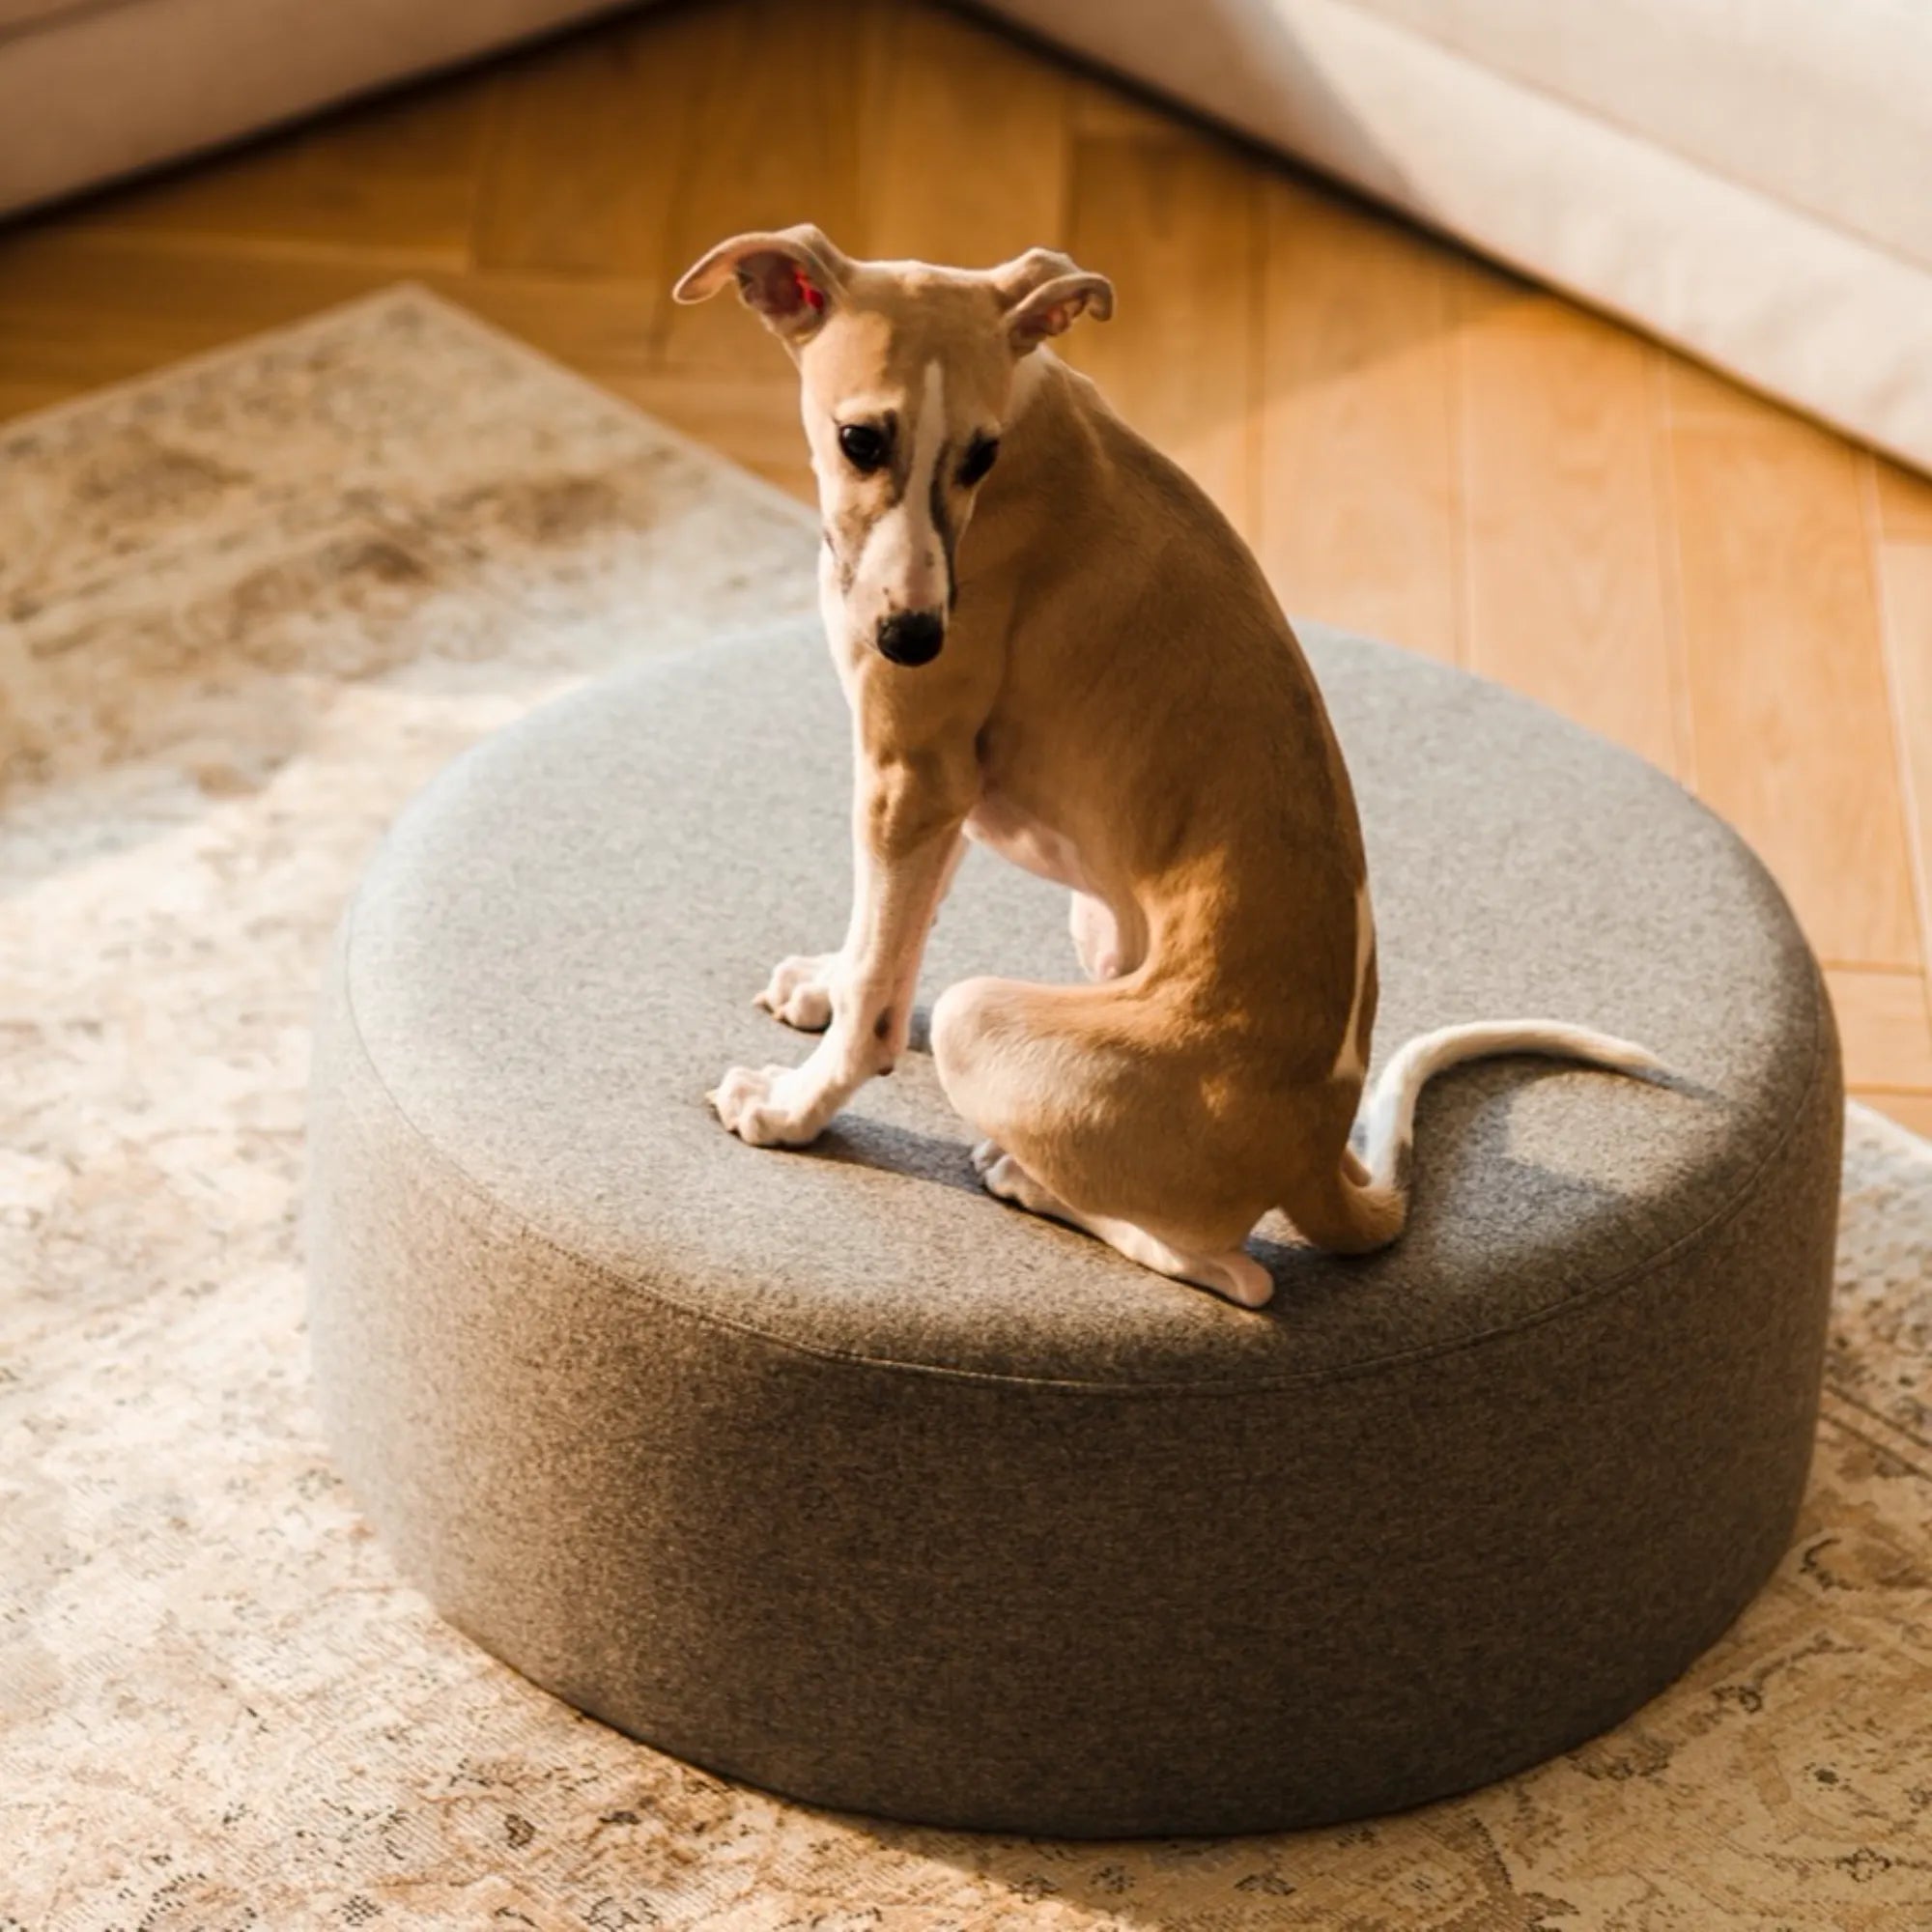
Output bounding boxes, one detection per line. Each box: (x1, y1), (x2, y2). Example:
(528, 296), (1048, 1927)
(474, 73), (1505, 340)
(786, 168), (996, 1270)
(965, 791), (1092, 892)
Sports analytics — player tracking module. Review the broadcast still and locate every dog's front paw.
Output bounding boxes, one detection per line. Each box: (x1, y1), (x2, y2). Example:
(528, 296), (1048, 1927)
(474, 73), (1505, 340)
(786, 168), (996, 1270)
(754, 953), (838, 1032)
(708, 1064), (822, 1148)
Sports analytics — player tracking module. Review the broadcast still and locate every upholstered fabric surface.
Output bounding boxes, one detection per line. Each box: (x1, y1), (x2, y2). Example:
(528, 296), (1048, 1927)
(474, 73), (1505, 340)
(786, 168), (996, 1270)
(307, 616), (1842, 1838)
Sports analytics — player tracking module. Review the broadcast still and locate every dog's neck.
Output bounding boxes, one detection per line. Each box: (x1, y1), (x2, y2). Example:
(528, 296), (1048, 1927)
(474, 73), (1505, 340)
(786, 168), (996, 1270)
(1006, 340), (1059, 425)
(956, 350), (1107, 593)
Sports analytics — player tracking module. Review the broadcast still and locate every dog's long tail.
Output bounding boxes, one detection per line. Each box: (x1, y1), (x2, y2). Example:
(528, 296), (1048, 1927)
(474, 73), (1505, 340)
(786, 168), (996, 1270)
(1318, 1022), (1662, 1254)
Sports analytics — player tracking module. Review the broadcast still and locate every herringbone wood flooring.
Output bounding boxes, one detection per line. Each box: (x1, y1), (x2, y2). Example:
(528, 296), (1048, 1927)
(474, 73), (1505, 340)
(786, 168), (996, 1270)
(5, 0), (1930, 1129)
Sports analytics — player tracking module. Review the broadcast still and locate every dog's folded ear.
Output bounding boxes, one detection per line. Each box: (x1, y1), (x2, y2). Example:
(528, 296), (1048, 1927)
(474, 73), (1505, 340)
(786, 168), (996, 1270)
(672, 224), (849, 343)
(992, 247), (1116, 354)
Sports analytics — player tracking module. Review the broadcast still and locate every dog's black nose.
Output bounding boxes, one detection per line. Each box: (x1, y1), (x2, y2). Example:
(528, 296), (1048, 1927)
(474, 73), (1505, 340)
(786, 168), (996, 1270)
(876, 610), (945, 667)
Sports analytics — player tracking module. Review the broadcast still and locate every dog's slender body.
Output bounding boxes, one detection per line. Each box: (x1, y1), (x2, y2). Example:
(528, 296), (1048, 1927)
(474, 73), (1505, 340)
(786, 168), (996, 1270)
(676, 227), (1656, 1307)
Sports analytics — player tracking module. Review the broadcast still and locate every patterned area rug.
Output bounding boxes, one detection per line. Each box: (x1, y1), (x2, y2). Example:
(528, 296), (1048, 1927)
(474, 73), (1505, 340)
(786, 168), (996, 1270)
(4, 289), (1930, 1931)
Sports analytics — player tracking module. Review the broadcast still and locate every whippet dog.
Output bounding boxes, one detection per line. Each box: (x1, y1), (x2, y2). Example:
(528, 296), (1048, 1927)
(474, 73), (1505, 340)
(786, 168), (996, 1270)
(675, 225), (1657, 1308)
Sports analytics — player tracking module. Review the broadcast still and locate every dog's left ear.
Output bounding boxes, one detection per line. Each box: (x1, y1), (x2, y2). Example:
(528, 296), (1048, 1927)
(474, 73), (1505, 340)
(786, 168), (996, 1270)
(992, 247), (1115, 354)
(672, 224), (849, 343)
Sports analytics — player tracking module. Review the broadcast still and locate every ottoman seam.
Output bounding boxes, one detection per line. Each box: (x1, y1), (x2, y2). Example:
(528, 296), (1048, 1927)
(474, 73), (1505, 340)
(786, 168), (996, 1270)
(333, 895), (1831, 1397)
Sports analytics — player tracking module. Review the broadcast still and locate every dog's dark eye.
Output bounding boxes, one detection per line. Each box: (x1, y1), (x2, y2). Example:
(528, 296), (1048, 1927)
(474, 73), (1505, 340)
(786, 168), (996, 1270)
(958, 436), (1001, 487)
(838, 423), (889, 473)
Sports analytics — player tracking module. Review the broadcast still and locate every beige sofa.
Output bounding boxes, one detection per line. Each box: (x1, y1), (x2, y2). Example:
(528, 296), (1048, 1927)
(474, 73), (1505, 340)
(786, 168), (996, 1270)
(7, 0), (1928, 473)
(0, 0), (627, 218)
(981, 0), (1932, 474)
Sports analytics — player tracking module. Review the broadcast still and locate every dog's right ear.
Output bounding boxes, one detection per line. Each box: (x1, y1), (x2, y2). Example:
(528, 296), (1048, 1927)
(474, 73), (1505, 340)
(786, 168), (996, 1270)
(672, 224), (848, 344)
(991, 247), (1115, 355)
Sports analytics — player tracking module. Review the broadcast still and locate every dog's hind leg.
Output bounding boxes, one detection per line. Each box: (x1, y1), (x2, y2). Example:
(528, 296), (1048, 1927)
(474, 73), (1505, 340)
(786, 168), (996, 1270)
(972, 1140), (1273, 1307)
(1068, 893), (1121, 980)
(938, 975), (1276, 1307)
(1068, 891), (1148, 982)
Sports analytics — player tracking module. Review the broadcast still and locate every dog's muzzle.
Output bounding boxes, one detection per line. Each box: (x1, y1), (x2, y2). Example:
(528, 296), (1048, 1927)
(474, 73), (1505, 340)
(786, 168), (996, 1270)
(876, 610), (945, 668)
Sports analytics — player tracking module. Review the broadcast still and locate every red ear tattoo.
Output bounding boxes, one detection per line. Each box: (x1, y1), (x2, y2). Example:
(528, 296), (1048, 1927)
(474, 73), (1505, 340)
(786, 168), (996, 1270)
(792, 265), (826, 315)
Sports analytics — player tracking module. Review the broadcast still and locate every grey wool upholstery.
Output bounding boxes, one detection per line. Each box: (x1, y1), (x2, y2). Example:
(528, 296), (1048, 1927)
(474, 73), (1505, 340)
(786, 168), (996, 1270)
(306, 619), (1842, 1837)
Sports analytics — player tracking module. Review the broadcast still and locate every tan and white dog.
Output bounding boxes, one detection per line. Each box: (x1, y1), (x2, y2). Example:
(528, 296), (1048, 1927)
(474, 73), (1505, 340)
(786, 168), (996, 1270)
(674, 225), (1657, 1308)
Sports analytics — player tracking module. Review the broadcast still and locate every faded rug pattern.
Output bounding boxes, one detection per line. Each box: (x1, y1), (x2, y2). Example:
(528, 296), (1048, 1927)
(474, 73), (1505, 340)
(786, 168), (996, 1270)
(3, 290), (1929, 1931)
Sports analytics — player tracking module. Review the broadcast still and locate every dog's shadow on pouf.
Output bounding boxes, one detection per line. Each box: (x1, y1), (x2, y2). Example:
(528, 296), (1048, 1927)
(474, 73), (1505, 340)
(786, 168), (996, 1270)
(796, 1005), (983, 1187)
(798, 1012), (1707, 1316)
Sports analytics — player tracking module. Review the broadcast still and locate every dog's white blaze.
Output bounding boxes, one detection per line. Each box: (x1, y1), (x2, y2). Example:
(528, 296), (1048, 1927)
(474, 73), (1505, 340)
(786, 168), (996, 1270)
(1331, 880), (1374, 1083)
(853, 357), (949, 618)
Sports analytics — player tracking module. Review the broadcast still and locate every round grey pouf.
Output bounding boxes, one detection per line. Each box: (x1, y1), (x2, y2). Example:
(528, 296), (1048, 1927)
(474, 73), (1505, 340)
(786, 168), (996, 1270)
(306, 619), (1841, 1838)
